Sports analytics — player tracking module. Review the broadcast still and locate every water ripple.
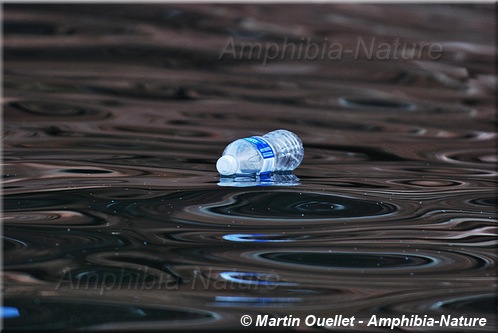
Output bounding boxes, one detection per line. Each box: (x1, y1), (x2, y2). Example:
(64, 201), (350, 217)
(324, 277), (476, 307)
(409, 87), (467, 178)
(3, 297), (218, 331)
(3, 3), (496, 332)
(7, 100), (112, 119)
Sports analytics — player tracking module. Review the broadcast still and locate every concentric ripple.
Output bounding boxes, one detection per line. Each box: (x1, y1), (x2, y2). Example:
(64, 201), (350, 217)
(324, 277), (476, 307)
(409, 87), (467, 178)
(2, 3), (496, 332)
(207, 191), (397, 220)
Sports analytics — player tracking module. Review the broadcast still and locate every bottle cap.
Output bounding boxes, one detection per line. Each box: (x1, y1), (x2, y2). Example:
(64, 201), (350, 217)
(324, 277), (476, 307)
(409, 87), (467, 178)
(216, 155), (239, 175)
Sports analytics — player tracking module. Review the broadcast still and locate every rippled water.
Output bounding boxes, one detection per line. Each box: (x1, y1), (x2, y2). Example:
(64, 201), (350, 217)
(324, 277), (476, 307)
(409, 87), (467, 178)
(2, 3), (497, 332)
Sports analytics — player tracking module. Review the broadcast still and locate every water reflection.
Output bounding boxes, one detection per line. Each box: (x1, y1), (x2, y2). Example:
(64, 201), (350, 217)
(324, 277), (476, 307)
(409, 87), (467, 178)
(222, 233), (296, 243)
(220, 271), (296, 286)
(258, 252), (436, 269)
(213, 296), (301, 306)
(218, 173), (300, 187)
(1, 306), (21, 319)
(3, 3), (496, 332)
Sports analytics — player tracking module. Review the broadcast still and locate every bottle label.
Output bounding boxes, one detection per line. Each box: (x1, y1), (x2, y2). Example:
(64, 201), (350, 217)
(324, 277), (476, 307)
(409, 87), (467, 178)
(244, 136), (275, 159)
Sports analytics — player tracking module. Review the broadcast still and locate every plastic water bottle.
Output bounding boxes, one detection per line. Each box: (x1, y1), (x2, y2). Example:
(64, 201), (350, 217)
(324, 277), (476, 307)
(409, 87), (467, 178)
(216, 129), (304, 176)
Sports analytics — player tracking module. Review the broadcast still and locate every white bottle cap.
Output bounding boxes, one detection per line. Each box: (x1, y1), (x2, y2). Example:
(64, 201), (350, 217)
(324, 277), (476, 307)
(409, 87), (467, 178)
(216, 155), (239, 175)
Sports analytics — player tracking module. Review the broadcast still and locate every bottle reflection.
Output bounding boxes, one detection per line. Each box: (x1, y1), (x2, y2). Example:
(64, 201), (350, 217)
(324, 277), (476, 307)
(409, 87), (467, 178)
(218, 173), (300, 187)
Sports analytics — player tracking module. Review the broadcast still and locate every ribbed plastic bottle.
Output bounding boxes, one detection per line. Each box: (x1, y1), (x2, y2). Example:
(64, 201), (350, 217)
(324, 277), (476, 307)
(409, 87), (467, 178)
(216, 129), (304, 176)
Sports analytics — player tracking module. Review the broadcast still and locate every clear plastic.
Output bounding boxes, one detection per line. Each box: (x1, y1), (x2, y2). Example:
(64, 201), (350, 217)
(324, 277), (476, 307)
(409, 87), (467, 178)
(216, 129), (304, 176)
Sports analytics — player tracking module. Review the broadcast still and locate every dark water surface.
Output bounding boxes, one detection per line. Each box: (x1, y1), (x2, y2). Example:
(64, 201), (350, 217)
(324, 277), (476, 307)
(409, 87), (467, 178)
(2, 4), (497, 332)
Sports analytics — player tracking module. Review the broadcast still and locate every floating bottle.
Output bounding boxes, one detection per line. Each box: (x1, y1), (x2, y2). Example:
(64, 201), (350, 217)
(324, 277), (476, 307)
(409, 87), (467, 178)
(216, 129), (304, 176)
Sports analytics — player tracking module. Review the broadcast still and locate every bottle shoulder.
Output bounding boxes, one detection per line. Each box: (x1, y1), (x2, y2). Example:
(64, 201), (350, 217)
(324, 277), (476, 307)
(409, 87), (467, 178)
(224, 138), (258, 154)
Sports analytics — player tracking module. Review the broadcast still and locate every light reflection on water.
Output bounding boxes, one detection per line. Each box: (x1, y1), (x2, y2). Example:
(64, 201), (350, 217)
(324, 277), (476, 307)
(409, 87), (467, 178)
(2, 3), (497, 332)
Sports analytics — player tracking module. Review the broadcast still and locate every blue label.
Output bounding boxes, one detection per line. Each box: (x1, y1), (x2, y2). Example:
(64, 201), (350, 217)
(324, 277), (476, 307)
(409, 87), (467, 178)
(243, 136), (275, 159)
